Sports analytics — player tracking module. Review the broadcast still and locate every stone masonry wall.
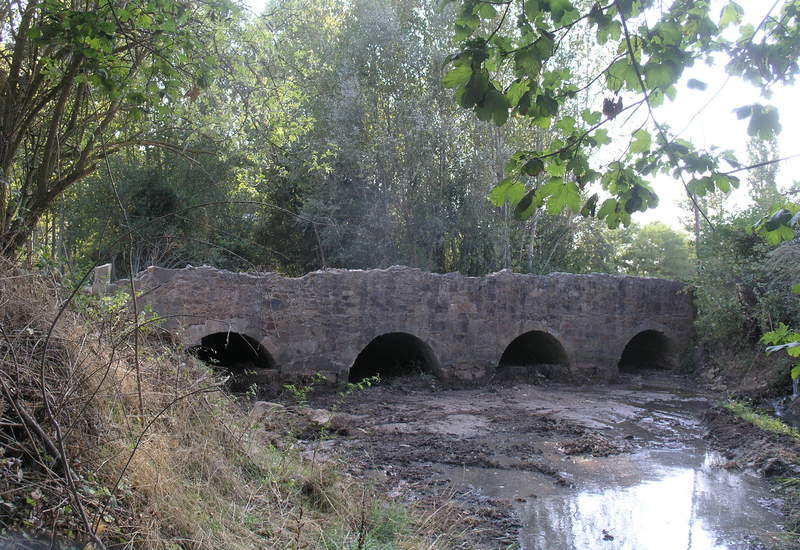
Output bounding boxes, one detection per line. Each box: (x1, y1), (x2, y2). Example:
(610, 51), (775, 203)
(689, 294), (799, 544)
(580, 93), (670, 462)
(105, 265), (695, 385)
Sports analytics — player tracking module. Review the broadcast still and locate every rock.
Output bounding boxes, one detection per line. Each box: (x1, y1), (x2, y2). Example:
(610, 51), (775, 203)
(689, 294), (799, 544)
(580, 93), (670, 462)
(760, 457), (788, 477)
(303, 407), (334, 427)
(328, 412), (363, 435)
(249, 401), (285, 420)
(787, 397), (800, 416)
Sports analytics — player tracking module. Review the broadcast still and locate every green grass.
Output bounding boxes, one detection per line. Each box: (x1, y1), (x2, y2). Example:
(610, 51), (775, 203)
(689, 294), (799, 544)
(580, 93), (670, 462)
(725, 400), (800, 440)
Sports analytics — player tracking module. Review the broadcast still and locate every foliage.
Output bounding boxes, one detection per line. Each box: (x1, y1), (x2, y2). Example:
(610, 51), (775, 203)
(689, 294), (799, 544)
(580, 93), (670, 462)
(617, 222), (694, 280)
(725, 400), (800, 440)
(55, 0), (627, 278)
(443, 0), (799, 227)
(284, 372), (329, 406)
(0, 0), (243, 257)
(693, 210), (794, 343)
(753, 191), (800, 384)
(764, 321), (800, 382)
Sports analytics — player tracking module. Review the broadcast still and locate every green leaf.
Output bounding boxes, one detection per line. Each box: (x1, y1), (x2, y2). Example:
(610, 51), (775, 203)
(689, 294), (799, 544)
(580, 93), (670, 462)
(720, 2), (744, 29)
(593, 128), (611, 146)
(506, 80), (531, 107)
(515, 49), (542, 76)
(792, 364), (800, 380)
(607, 60), (639, 92)
(747, 104), (782, 140)
(581, 193), (599, 217)
(792, 284), (800, 295)
(514, 189), (537, 219)
(522, 158), (545, 176)
(443, 64), (472, 89)
(476, 86), (511, 126)
(535, 93), (559, 117)
(524, 0), (541, 20)
(734, 104), (752, 119)
(581, 109), (602, 125)
(630, 129), (651, 153)
(457, 71), (490, 108)
(27, 26), (43, 40)
(644, 62), (676, 90)
(533, 33), (555, 60)
(655, 21), (682, 46)
(596, 198), (617, 219)
(489, 179), (526, 206)
(538, 178), (581, 214)
(713, 174), (731, 193)
(555, 116), (575, 133)
(549, 0), (578, 26)
(687, 78), (708, 91)
(597, 19), (619, 44)
(479, 3), (498, 19)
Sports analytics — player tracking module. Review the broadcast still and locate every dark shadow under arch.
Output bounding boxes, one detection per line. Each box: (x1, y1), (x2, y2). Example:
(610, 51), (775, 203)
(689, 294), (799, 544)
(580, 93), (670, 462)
(189, 332), (275, 392)
(348, 332), (439, 383)
(618, 330), (674, 372)
(496, 330), (569, 382)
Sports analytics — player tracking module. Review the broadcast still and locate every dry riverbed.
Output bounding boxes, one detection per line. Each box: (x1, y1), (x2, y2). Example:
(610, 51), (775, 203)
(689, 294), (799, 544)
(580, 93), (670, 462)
(271, 372), (797, 549)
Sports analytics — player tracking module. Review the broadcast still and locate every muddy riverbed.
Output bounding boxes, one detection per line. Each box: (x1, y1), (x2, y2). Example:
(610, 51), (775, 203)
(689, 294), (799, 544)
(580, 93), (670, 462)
(298, 372), (789, 549)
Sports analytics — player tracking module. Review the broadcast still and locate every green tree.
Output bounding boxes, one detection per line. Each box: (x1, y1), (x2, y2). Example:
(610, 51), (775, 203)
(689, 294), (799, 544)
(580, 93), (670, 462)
(747, 136), (782, 210)
(618, 222), (694, 280)
(0, 0), (238, 257)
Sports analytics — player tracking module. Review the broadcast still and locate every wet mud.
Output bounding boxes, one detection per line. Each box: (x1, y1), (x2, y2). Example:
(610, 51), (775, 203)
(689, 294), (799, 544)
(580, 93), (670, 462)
(298, 372), (789, 549)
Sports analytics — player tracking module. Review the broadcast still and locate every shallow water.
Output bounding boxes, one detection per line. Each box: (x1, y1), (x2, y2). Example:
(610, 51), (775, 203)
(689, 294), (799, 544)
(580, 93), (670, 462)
(443, 382), (784, 550)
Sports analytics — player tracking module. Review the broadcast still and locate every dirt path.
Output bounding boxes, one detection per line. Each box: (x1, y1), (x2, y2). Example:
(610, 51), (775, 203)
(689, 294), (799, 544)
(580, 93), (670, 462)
(295, 372), (788, 549)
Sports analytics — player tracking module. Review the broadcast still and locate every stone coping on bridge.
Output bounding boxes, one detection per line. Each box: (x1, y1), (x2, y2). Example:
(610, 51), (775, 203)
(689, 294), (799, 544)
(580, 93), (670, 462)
(98, 264), (695, 386)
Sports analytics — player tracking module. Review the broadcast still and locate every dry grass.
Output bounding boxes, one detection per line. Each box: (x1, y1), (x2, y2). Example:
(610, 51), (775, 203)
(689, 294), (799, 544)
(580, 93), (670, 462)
(0, 261), (458, 549)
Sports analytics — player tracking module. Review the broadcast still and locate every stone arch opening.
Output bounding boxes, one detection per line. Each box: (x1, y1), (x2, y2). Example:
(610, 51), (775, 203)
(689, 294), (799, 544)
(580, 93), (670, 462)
(348, 332), (439, 383)
(496, 331), (569, 382)
(189, 332), (275, 392)
(618, 330), (674, 372)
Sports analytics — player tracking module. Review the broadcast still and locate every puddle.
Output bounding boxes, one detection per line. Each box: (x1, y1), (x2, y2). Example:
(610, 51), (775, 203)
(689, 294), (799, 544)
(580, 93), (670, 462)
(439, 389), (784, 549)
(520, 452), (781, 549)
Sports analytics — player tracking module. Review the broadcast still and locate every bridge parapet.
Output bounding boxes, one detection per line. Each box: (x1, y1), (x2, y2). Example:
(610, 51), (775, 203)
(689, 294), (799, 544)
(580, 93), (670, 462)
(105, 265), (695, 386)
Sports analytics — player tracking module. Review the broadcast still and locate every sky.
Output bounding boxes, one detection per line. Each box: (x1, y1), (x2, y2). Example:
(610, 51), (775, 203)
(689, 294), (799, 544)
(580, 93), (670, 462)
(242, 0), (798, 231)
(633, 0), (800, 229)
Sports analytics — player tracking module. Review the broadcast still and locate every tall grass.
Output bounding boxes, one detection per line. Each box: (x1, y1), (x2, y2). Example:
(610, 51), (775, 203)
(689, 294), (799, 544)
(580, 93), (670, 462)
(0, 261), (456, 549)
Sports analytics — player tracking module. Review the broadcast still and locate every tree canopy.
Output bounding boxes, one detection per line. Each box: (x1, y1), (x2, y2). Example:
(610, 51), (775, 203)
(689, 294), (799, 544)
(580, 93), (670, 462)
(442, 0), (799, 230)
(0, 0), (239, 255)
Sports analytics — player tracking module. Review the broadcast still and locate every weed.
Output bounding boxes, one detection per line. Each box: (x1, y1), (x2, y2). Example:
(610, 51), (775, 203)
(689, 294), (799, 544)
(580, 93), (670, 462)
(284, 372), (329, 406)
(725, 400), (800, 439)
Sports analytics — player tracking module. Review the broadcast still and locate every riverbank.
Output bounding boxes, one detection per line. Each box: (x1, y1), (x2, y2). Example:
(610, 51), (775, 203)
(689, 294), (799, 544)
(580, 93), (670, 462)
(705, 404), (800, 548)
(295, 372), (791, 549)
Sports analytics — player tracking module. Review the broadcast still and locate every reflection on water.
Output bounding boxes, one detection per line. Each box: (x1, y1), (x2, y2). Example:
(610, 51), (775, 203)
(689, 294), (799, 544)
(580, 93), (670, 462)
(522, 451), (779, 550)
(442, 442), (782, 549)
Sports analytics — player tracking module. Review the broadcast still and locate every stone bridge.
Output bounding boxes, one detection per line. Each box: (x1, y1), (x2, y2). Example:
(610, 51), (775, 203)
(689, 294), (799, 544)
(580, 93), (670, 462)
(100, 265), (695, 388)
